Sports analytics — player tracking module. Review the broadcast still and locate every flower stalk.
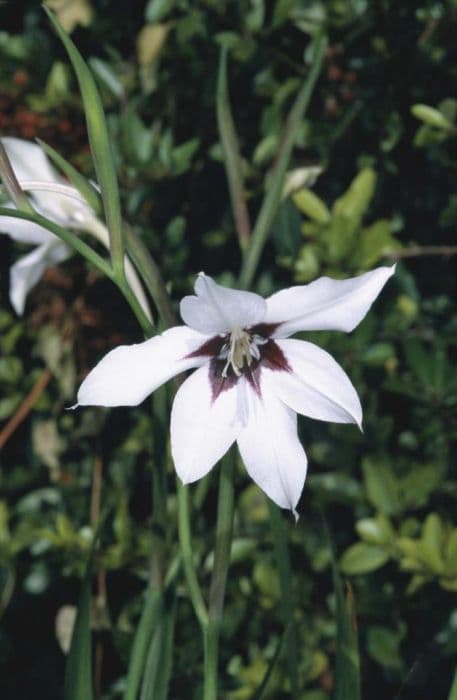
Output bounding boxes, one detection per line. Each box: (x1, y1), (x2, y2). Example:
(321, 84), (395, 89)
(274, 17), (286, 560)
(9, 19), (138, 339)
(177, 481), (209, 629)
(204, 450), (236, 700)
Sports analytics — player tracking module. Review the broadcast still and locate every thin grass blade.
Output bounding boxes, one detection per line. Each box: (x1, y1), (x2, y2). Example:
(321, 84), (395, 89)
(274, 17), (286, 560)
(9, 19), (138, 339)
(239, 33), (327, 288)
(331, 547), (361, 700)
(36, 138), (103, 215)
(44, 7), (124, 276)
(63, 555), (95, 700)
(140, 599), (175, 700)
(251, 630), (283, 700)
(124, 588), (163, 700)
(449, 669), (457, 700)
(217, 47), (251, 250)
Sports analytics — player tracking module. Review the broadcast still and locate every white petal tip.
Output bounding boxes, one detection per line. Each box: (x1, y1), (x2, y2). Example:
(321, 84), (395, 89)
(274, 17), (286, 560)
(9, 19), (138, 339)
(292, 508), (299, 524)
(66, 403), (79, 411)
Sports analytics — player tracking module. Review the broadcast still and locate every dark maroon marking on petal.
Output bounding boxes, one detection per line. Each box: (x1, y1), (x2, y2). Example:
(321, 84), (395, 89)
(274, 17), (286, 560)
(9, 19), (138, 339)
(185, 335), (226, 360)
(249, 322), (281, 338)
(206, 339), (290, 403)
(245, 364), (262, 396)
(208, 358), (238, 402)
(261, 339), (292, 372)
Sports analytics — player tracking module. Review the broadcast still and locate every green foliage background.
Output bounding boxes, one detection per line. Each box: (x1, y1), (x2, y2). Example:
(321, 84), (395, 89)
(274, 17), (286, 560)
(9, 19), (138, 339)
(0, 1), (456, 698)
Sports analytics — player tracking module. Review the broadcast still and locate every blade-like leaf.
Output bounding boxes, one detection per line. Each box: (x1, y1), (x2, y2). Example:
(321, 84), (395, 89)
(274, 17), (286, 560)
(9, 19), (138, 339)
(124, 588), (163, 700)
(36, 138), (103, 215)
(0, 141), (35, 213)
(140, 599), (175, 700)
(448, 669), (457, 700)
(251, 630), (283, 700)
(217, 47), (251, 250)
(63, 555), (95, 700)
(44, 7), (124, 276)
(239, 33), (327, 288)
(332, 551), (361, 700)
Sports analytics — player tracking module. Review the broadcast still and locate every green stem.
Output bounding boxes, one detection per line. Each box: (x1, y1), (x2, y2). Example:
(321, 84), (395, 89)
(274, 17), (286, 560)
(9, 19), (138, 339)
(203, 622), (220, 700)
(268, 501), (299, 699)
(45, 6), (125, 278)
(203, 451), (236, 700)
(239, 34), (327, 289)
(177, 480), (209, 629)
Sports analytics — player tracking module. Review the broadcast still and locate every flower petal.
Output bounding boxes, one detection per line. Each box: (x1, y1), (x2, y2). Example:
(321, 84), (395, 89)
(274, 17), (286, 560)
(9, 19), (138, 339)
(180, 272), (266, 334)
(1, 137), (59, 185)
(171, 365), (241, 483)
(267, 339), (362, 427)
(264, 266), (396, 336)
(0, 207), (57, 245)
(1, 137), (92, 224)
(76, 326), (210, 407)
(9, 239), (70, 315)
(236, 377), (307, 515)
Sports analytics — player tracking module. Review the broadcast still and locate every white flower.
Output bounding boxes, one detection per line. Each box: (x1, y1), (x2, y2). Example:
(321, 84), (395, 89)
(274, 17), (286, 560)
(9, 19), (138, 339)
(0, 137), (150, 318)
(76, 267), (395, 515)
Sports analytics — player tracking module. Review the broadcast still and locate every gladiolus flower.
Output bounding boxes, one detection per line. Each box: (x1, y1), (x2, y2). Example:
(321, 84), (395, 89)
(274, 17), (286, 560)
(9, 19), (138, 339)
(0, 137), (150, 318)
(76, 267), (395, 515)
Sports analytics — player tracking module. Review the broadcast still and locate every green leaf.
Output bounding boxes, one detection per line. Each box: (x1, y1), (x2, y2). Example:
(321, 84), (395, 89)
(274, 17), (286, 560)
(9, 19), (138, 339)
(124, 588), (163, 700)
(355, 514), (395, 546)
(145, 0), (175, 22)
(353, 219), (398, 269)
(120, 102), (155, 165)
(445, 530), (457, 576)
(44, 7), (124, 276)
(294, 244), (320, 282)
(411, 104), (453, 130)
(360, 342), (395, 366)
(89, 57), (125, 99)
(332, 554), (361, 699)
(36, 139), (102, 215)
(333, 168), (377, 222)
(366, 625), (403, 670)
(217, 46), (251, 249)
(239, 32), (327, 288)
(362, 459), (401, 516)
(140, 600), (175, 700)
(251, 632), (283, 700)
(403, 339), (434, 387)
(418, 513), (445, 574)
(272, 199), (302, 256)
(63, 552), (94, 700)
(340, 542), (390, 575)
(448, 669), (457, 700)
(292, 187), (330, 223)
(321, 214), (358, 263)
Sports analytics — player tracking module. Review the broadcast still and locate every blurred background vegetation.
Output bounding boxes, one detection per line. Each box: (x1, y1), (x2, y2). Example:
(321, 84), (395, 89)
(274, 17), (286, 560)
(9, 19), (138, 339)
(0, 1), (456, 698)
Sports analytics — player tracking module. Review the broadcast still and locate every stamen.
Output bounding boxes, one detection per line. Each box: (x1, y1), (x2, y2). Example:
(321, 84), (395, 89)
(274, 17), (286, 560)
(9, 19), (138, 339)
(221, 327), (263, 377)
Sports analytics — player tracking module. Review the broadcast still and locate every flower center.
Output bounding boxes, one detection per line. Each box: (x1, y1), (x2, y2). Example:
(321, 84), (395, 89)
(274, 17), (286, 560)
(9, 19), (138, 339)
(220, 328), (266, 378)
